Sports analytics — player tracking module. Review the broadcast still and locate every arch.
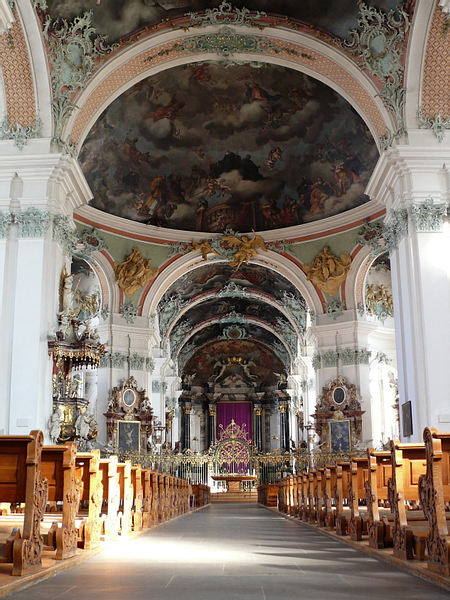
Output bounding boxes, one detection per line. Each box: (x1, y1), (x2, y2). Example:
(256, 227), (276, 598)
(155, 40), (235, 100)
(64, 24), (392, 149)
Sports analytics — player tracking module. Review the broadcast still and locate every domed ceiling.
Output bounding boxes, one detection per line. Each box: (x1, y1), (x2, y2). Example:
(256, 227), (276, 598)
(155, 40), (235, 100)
(80, 61), (379, 233)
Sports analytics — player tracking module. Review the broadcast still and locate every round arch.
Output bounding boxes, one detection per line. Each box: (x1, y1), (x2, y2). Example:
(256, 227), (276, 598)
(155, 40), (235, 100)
(64, 23), (392, 149)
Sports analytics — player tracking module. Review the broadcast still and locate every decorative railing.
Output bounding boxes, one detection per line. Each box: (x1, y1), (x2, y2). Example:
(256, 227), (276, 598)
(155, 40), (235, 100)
(111, 448), (367, 487)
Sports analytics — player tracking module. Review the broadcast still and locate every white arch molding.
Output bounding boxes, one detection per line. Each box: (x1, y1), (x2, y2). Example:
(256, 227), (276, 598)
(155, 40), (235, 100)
(64, 24), (393, 150)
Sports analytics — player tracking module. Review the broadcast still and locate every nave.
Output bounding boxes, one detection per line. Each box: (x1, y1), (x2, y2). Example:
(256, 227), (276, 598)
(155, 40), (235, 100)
(7, 504), (450, 600)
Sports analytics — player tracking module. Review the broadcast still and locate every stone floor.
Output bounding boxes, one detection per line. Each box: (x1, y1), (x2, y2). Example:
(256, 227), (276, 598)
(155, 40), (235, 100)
(5, 504), (450, 600)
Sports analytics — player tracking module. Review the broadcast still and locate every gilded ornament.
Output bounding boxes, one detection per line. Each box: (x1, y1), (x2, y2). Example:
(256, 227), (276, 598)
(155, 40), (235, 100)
(114, 247), (158, 297)
(221, 230), (267, 271)
(304, 247), (351, 296)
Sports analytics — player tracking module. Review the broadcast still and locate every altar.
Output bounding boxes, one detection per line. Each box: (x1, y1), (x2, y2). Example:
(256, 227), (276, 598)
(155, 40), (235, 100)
(211, 474), (257, 493)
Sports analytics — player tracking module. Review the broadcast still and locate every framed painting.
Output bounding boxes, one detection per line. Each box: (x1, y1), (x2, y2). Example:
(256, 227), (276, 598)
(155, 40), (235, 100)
(118, 420), (140, 452)
(402, 401), (413, 438)
(329, 419), (351, 452)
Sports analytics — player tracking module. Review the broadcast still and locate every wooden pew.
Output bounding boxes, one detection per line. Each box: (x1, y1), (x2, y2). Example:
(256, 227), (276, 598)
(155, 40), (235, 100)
(323, 464), (336, 530)
(316, 468), (327, 527)
(299, 471), (308, 521)
(99, 457), (120, 541)
(419, 427), (450, 575)
(334, 462), (351, 535)
(365, 449), (392, 549)
(388, 440), (428, 560)
(117, 461), (133, 536)
(0, 430), (48, 576)
(131, 465), (143, 531)
(150, 472), (159, 522)
(75, 450), (103, 549)
(41, 442), (78, 559)
(141, 468), (152, 528)
(348, 456), (368, 541)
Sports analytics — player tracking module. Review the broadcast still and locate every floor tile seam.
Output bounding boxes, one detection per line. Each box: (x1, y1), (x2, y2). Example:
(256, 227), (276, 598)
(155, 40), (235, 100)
(261, 505), (450, 592)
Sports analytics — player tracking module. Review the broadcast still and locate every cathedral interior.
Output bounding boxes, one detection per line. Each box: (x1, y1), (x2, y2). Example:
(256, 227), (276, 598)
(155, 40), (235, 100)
(1, 0), (450, 527)
(3, 0), (450, 596)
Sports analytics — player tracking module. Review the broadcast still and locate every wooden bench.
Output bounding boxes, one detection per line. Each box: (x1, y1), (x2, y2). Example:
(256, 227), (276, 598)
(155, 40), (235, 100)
(334, 462), (351, 536)
(365, 449), (393, 548)
(0, 430), (48, 576)
(348, 456), (369, 541)
(388, 440), (428, 560)
(99, 457), (120, 541)
(75, 450), (103, 549)
(117, 461), (133, 536)
(41, 442), (78, 559)
(131, 465), (143, 531)
(419, 427), (450, 575)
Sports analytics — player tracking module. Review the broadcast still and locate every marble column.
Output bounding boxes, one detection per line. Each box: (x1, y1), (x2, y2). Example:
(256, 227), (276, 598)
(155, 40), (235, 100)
(208, 404), (216, 447)
(183, 403), (191, 450)
(253, 404), (262, 452)
(279, 403), (289, 452)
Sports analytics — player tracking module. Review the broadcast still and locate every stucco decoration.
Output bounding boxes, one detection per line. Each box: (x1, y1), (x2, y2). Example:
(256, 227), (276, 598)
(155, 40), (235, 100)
(338, 1), (410, 147)
(417, 108), (450, 143)
(410, 198), (447, 232)
(304, 246), (351, 296)
(113, 247), (158, 297)
(119, 302), (138, 324)
(42, 11), (118, 147)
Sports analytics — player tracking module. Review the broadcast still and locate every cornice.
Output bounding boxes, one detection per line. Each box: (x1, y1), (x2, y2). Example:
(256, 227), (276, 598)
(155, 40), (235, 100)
(74, 199), (385, 246)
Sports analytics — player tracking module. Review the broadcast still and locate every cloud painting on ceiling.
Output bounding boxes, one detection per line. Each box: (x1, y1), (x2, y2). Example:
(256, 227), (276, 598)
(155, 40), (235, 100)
(183, 337), (285, 385)
(80, 62), (379, 233)
(159, 262), (306, 306)
(46, 1), (401, 44)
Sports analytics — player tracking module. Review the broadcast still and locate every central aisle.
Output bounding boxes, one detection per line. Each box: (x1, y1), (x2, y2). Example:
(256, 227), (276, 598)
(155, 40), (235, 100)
(8, 504), (450, 600)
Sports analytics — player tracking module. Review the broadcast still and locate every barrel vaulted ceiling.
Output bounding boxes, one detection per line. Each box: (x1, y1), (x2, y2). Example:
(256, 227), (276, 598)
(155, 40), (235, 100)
(6, 0), (424, 384)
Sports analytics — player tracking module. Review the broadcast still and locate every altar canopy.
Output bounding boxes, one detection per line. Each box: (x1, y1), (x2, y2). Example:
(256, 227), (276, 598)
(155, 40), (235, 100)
(216, 402), (252, 441)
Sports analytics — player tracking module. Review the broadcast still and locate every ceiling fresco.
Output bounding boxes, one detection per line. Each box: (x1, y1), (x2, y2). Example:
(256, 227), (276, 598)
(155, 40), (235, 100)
(159, 262), (304, 304)
(183, 337), (285, 385)
(176, 296), (288, 331)
(80, 62), (379, 233)
(45, 0), (401, 44)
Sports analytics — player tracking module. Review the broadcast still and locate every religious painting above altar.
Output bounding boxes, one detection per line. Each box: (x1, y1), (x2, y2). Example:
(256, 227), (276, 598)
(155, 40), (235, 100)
(80, 61), (379, 232)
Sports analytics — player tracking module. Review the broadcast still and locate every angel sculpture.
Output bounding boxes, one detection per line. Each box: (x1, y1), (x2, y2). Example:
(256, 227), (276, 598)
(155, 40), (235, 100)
(222, 230), (267, 271)
(190, 240), (222, 261)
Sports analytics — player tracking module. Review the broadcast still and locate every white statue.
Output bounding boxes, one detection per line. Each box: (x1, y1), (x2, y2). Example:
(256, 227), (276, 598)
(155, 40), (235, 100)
(48, 406), (62, 443)
(75, 406), (97, 440)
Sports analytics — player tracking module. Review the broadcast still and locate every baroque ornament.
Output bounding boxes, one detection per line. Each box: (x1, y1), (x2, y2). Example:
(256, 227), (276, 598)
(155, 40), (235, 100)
(119, 302), (139, 324)
(43, 11), (118, 147)
(417, 109), (450, 143)
(325, 299), (346, 320)
(15, 207), (50, 238)
(53, 214), (79, 256)
(187, 1), (267, 29)
(383, 208), (408, 253)
(410, 198), (447, 232)
(304, 247), (351, 296)
(128, 353), (145, 371)
(114, 247), (158, 297)
(365, 283), (394, 324)
(338, 2), (410, 146)
(0, 211), (12, 238)
(76, 227), (107, 258)
(0, 114), (42, 150)
(356, 219), (385, 255)
(146, 26), (299, 62)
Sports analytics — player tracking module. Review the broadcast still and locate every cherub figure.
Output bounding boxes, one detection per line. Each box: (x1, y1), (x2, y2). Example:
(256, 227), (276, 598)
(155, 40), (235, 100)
(222, 230), (267, 271)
